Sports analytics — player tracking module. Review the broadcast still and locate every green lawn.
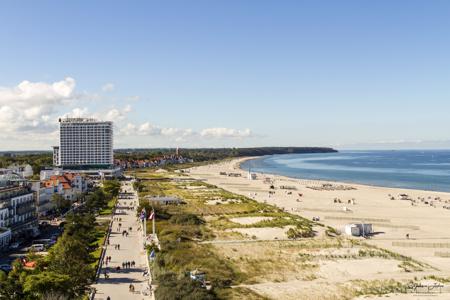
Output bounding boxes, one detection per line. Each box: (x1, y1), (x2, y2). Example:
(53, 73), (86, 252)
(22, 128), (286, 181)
(99, 197), (117, 215)
(90, 223), (109, 270)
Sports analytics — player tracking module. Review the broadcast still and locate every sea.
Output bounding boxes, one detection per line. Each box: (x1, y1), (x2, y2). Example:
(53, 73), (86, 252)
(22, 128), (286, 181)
(240, 150), (450, 192)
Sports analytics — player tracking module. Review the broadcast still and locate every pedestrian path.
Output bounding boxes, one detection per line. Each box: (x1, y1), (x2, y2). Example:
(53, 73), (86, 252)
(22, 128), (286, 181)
(92, 180), (153, 300)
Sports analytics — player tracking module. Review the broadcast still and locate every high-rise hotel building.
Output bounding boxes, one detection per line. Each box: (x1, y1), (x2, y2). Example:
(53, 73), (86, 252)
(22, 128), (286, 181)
(53, 118), (113, 168)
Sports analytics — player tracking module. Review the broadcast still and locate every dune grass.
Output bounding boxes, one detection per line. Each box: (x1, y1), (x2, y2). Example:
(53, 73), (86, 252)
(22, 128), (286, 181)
(135, 167), (426, 299)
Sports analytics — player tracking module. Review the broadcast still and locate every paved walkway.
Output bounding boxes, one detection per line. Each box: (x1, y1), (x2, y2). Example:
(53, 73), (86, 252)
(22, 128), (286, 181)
(92, 180), (153, 300)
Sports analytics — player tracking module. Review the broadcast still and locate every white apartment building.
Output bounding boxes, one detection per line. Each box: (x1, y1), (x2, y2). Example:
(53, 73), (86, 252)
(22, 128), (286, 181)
(53, 118), (113, 167)
(0, 175), (38, 242)
(0, 228), (11, 250)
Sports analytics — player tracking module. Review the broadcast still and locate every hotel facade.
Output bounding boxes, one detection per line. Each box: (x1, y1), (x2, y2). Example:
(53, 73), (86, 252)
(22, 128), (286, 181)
(0, 172), (39, 248)
(53, 118), (113, 168)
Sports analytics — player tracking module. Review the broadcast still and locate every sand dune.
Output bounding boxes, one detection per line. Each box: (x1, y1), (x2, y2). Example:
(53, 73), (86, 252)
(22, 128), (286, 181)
(189, 158), (450, 299)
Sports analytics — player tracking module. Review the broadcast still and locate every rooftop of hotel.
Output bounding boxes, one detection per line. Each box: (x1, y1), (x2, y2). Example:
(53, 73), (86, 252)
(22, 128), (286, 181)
(59, 117), (112, 124)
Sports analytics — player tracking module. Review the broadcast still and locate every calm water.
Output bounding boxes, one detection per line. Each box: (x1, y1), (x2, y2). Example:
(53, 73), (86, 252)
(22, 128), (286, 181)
(240, 150), (450, 192)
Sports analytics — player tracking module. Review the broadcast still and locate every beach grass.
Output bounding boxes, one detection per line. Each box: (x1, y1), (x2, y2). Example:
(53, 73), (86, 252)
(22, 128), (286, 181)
(134, 166), (434, 299)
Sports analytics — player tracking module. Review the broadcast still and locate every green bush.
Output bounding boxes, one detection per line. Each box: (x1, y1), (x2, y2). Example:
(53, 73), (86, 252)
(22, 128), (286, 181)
(155, 273), (217, 300)
(169, 214), (205, 225)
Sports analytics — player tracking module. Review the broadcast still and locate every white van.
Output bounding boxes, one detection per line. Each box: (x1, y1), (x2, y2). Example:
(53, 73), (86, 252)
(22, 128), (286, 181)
(29, 244), (45, 252)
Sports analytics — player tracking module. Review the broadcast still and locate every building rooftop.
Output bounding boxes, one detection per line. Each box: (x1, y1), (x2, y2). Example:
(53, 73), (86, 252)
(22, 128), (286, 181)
(59, 117), (112, 124)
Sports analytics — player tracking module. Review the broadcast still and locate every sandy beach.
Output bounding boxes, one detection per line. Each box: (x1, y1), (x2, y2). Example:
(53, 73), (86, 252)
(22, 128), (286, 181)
(189, 157), (450, 299)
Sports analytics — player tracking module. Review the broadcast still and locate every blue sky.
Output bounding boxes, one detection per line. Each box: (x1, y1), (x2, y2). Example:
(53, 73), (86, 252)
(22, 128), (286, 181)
(1, 1), (450, 150)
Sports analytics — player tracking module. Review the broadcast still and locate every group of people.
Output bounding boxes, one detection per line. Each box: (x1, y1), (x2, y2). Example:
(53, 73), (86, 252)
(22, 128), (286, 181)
(119, 204), (135, 211)
(122, 260), (136, 269)
(104, 256), (113, 267)
(101, 183), (153, 299)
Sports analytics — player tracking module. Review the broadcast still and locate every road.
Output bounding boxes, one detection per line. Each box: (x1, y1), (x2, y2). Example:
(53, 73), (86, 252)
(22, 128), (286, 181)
(0, 224), (61, 265)
(92, 180), (153, 300)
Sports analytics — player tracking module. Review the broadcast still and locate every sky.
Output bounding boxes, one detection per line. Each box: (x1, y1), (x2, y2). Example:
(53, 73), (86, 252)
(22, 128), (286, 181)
(1, 1), (450, 150)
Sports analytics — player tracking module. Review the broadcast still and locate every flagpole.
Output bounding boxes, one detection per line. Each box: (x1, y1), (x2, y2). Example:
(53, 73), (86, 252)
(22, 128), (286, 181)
(152, 209), (155, 237)
(141, 208), (146, 238)
(144, 217), (146, 237)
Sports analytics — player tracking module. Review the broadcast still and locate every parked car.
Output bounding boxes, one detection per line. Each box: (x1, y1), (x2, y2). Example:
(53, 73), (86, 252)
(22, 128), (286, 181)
(28, 244), (45, 252)
(33, 238), (56, 247)
(0, 264), (12, 273)
(9, 242), (20, 250)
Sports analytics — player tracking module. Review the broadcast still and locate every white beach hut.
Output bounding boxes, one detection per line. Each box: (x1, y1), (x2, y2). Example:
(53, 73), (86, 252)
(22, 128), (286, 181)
(344, 224), (360, 236)
(248, 172), (257, 180)
(344, 223), (373, 237)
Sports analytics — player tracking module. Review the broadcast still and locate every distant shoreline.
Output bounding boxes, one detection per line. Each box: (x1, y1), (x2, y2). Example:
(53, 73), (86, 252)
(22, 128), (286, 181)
(237, 155), (450, 194)
(189, 158), (450, 291)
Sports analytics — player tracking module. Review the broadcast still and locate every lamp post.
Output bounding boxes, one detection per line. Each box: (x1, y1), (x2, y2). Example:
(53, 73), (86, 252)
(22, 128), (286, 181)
(140, 207), (147, 236)
(151, 205), (155, 237)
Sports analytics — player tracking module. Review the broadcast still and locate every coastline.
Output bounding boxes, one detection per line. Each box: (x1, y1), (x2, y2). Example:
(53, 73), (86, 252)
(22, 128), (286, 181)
(189, 157), (450, 278)
(237, 155), (450, 194)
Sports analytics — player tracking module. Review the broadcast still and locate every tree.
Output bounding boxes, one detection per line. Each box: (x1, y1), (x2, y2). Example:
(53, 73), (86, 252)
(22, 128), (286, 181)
(46, 234), (94, 296)
(23, 272), (71, 299)
(0, 260), (27, 300)
(102, 180), (120, 198)
(51, 194), (71, 214)
(63, 213), (97, 243)
(85, 189), (109, 212)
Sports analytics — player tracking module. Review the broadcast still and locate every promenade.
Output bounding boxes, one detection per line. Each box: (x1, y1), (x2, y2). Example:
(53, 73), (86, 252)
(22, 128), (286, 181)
(92, 180), (153, 300)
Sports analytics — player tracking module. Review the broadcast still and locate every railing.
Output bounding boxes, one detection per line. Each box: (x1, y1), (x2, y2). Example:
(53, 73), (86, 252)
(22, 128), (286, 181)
(89, 207), (114, 300)
(393, 241), (450, 248)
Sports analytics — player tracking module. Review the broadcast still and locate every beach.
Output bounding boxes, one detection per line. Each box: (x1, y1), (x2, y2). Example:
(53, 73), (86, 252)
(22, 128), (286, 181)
(189, 157), (450, 299)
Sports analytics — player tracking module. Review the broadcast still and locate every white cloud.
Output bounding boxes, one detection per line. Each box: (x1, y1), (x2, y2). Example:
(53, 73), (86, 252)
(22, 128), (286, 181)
(200, 127), (252, 138)
(124, 104), (132, 113)
(104, 108), (124, 121)
(119, 122), (193, 137)
(0, 77), (75, 104)
(0, 77), (258, 149)
(101, 83), (115, 92)
(137, 122), (161, 136)
(0, 77), (76, 134)
(60, 105), (131, 122)
(161, 127), (193, 137)
(119, 123), (252, 141)
(63, 107), (90, 118)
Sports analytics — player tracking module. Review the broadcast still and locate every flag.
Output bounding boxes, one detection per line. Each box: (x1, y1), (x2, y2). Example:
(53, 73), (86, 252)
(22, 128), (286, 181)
(140, 209), (146, 221)
(148, 210), (155, 220)
(149, 249), (156, 261)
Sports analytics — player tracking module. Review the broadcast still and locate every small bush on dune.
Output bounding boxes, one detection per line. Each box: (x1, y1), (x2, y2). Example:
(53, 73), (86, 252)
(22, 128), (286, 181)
(155, 273), (217, 300)
(169, 213), (205, 225)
